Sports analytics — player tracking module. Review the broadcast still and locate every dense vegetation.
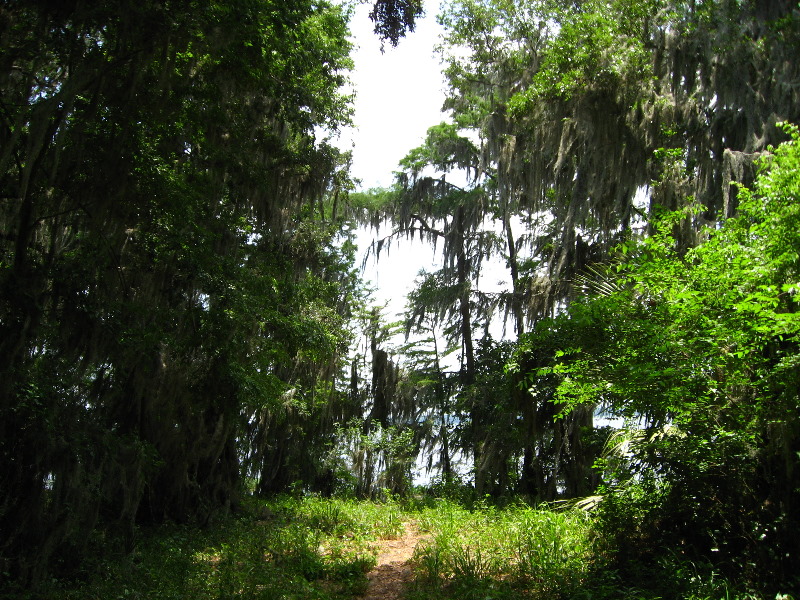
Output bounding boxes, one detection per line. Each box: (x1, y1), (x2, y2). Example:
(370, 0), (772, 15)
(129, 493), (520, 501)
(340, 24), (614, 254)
(1, 0), (798, 597)
(10, 494), (798, 599)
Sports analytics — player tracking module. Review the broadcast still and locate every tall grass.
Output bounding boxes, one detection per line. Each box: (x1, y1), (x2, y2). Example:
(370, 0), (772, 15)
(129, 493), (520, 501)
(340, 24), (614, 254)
(409, 499), (593, 599)
(283, 494), (404, 540)
(16, 494), (788, 600)
(23, 495), (404, 600)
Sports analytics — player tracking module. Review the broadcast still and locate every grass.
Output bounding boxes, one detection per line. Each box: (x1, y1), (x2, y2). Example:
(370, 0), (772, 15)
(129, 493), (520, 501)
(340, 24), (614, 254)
(20, 495), (405, 600)
(11, 494), (795, 600)
(407, 498), (594, 600)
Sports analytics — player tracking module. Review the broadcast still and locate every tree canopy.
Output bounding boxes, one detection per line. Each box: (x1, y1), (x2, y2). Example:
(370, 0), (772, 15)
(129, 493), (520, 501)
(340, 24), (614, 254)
(346, 1), (800, 591)
(511, 123), (800, 583)
(0, 0), (357, 583)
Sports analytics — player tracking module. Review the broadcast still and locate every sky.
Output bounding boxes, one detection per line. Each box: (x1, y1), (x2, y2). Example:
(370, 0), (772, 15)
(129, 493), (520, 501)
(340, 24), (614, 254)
(337, 0), (450, 320)
(340, 0), (447, 190)
(339, 2), (507, 481)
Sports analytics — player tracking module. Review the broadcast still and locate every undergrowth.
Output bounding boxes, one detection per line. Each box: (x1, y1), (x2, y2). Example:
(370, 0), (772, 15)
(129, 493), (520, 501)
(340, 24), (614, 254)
(415, 501), (591, 599)
(407, 498), (593, 600)
(13, 495), (403, 600)
(7, 494), (793, 600)
(405, 497), (795, 600)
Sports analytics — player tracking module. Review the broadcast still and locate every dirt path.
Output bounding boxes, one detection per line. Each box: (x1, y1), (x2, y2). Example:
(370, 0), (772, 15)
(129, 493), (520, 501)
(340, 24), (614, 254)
(361, 522), (427, 600)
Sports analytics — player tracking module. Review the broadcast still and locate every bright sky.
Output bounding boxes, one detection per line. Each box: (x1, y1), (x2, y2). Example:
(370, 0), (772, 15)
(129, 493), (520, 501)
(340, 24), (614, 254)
(341, 0), (447, 190)
(338, 1), (449, 320)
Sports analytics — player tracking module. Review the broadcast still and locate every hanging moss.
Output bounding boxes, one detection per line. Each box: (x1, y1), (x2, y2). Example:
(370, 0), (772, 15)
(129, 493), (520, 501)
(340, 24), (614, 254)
(0, 0), (357, 586)
(438, 0), (800, 321)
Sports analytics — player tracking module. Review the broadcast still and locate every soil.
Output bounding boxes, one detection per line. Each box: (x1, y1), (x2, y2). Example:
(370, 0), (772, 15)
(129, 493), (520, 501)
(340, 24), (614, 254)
(361, 521), (428, 600)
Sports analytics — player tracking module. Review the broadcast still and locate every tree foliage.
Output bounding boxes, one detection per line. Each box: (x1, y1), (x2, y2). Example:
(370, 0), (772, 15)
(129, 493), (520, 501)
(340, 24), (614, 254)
(438, 0), (800, 317)
(368, 0), (425, 48)
(514, 125), (800, 589)
(341, 13), (800, 587)
(0, 0), (358, 585)
(3, 0), (800, 594)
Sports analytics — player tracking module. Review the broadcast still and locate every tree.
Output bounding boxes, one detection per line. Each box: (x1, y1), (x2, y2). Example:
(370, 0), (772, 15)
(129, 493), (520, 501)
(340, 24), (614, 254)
(359, 0), (799, 504)
(0, 0), (356, 584)
(509, 317), (604, 500)
(389, 122), (519, 493)
(368, 0), (425, 48)
(399, 307), (464, 485)
(437, 0), (800, 317)
(321, 306), (421, 498)
(521, 125), (800, 590)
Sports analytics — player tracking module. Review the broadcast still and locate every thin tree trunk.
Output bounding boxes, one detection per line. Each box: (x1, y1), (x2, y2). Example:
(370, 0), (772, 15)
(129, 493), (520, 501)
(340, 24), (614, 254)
(503, 210), (525, 335)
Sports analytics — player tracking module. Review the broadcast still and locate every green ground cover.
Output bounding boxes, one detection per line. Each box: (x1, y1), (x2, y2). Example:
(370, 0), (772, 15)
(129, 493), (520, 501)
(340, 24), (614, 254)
(10, 495), (792, 600)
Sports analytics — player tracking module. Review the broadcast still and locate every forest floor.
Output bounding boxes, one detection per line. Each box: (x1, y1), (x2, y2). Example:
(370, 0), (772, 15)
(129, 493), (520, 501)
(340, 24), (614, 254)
(24, 497), (766, 600)
(362, 521), (428, 600)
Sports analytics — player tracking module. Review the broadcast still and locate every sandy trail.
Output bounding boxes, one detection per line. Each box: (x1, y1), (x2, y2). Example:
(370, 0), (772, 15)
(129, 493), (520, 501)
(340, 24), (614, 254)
(361, 522), (428, 600)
